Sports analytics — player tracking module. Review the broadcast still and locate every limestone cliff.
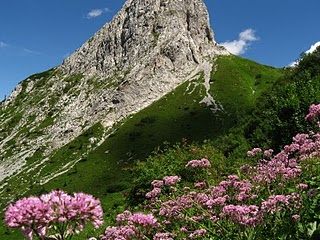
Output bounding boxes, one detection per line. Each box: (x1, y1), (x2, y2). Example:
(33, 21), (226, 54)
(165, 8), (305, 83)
(61, 0), (225, 76)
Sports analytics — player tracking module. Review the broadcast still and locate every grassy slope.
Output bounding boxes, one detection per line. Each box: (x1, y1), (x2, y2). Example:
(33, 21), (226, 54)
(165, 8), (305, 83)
(41, 55), (282, 198)
(211, 56), (283, 122)
(0, 55), (283, 239)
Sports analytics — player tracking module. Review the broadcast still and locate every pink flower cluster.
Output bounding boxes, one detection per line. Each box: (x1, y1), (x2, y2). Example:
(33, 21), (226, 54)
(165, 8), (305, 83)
(146, 176), (181, 199)
(96, 104), (320, 239)
(100, 211), (159, 239)
(5, 190), (103, 239)
(221, 204), (261, 226)
(153, 232), (175, 240)
(297, 183), (308, 190)
(247, 152), (302, 183)
(247, 148), (262, 157)
(150, 171), (272, 229)
(189, 229), (207, 239)
(305, 103), (320, 121)
(148, 159), (303, 235)
(263, 149), (274, 158)
(99, 149), (310, 240)
(151, 180), (164, 188)
(129, 213), (158, 227)
(261, 193), (301, 214)
(146, 187), (162, 199)
(163, 176), (181, 185)
(101, 226), (136, 240)
(185, 158), (211, 168)
(5, 197), (53, 239)
(243, 128), (320, 184)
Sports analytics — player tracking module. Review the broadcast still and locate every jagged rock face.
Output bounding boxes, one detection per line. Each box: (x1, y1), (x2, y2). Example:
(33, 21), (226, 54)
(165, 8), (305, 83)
(59, 0), (228, 130)
(61, 0), (223, 76)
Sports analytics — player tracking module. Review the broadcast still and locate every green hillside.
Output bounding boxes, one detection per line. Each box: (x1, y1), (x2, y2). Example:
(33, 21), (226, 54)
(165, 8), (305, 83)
(215, 48), (320, 160)
(35, 55), (283, 195)
(0, 55), (283, 239)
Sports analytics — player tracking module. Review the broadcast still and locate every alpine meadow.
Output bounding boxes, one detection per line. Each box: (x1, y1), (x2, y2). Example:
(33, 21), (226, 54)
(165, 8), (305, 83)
(1, 0), (320, 239)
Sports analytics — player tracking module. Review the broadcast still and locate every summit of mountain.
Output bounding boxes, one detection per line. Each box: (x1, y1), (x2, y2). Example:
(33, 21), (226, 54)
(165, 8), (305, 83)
(61, 0), (227, 76)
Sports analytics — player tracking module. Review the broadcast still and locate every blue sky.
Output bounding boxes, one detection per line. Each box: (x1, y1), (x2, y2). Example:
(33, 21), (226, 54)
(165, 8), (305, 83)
(1, 0), (320, 100)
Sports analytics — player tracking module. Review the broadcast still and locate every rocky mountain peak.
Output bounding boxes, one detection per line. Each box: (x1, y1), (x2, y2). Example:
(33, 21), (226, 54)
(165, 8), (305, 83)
(0, 0), (228, 205)
(1, 0), (228, 159)
(61, 0), (227, 76)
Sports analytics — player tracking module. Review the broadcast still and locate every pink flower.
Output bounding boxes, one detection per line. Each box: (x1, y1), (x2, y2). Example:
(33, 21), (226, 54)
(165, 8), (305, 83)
(69, 192), (104, 229)
(297, 183), (308, 190)
(176, 195), (193, 209)
(263, 149), (274, 158)
(162, 220), (171, 225)
(292, 214), (300, 221)
(163, 176), (181, 185)
(195, 181), (206, 189)
(261, 194), (301, 215)
(228, 175), (240, 181)
(247, 148), (262, 157)
(189, 229), (207, 239)
(153, 232), (175, 240)
(236, 192), (250, 202)
(305, 104), (320, 121)
(129, 213), (158, 228)
(151, 180), (164, 188)
(116, 210), (132, 223)
(180, 227), (188, 232)
(5, 190), (103, 239)
(221, 205), (261, 226)
(5, 196), (53, 239)
(185, 158), (211, 168)
(146, 188), (162, 199)
(101, 226), (136, 239)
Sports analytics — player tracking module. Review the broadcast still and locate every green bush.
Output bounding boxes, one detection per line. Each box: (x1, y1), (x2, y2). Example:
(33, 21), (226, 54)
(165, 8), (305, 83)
(129, 140), (227, 205)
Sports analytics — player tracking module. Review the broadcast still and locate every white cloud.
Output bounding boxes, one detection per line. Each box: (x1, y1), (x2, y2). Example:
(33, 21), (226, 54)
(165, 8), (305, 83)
(289, 41), (320, 67)
(104, 8), (111, 13)
(305, 41), (320, 54)
(288, 61), (297, 67)
(24, 48), (41, 55)
(86, 8), (111, 19)
(0, 42), (8, 48)
(221, 29), (258, 55)
(239, 29), (257, 42)
(87, 9), (103, 19)
(221, 40), (247, 55)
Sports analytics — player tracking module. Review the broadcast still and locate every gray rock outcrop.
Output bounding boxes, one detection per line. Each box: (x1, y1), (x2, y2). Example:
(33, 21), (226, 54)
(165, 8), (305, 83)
(59, 0), (228, 130)
(61, 0), (226, 76)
